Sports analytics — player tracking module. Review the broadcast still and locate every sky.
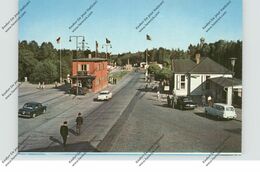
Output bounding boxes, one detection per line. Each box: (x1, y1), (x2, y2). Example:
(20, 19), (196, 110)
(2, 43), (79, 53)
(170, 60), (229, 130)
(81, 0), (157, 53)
(19, 0), (242, 54)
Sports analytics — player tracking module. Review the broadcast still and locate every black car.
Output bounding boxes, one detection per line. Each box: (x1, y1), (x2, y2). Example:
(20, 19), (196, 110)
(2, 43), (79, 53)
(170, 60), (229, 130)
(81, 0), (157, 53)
(68, 86), (87, 95)
(176, 96), (196, 110)
(18, 102), (47, 118)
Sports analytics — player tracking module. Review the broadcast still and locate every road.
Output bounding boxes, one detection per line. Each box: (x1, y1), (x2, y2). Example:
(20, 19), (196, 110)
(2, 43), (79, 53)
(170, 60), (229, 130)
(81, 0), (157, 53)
(18, 71), (241, 153)
(18, 71), (143, 151)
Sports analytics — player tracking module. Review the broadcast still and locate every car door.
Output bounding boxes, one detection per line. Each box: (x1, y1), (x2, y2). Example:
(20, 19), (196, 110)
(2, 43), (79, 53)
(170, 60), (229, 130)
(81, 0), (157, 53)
(211, 105), (218, 116)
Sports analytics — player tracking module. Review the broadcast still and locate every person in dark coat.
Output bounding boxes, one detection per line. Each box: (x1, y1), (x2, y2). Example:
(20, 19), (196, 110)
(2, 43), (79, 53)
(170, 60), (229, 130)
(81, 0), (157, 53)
(167, 95), (171, 107)
(60, 121), (69, 147)
(76, 113), (83, 135)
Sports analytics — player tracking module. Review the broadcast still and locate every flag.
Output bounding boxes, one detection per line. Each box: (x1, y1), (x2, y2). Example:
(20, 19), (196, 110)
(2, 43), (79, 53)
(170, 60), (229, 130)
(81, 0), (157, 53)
(96, 41), (98, 49)
(146, 34), (151, 41)
(56, 37), (61, 44)
(106, 38), (111, 44)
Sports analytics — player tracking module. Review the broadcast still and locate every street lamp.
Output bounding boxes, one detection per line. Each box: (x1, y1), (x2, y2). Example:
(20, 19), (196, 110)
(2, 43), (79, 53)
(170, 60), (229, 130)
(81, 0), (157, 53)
(229, 57), (237, 105)
(102, 43), (112, 60)
(69, 36), (86, 96)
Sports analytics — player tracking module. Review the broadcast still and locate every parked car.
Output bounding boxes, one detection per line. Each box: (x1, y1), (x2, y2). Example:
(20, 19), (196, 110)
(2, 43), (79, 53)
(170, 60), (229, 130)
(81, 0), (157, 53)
(19, 102), (47, 118)
(69, 86), (87, 95)
(97, 90), (112, 101)
(175, 96), (196, 110)
(205, 103), (237, 119)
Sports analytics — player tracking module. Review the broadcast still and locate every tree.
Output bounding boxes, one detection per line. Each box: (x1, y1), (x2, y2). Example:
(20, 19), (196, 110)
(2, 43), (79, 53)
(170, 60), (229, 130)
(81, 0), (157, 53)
(30, 59), (58, 84)
(19, 49), (38, 81)
(157, 68), (172, 80)
(148, 64), (161, 76)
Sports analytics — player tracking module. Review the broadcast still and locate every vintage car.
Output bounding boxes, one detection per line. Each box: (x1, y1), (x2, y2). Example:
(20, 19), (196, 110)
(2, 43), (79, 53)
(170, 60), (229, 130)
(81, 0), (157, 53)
(97, 90), (113, 101)
(175, 96), (196, 110)
(18, 102), (47, 118)
(205, 103), (237, 119)
(69, 86), (88, 95)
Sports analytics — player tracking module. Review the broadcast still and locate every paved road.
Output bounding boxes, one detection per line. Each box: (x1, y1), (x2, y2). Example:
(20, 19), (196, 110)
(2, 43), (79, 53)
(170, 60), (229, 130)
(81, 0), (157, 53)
(105, 88), (241, 153)
(18, 71), (241, 153)
(18, 71), (142, 151)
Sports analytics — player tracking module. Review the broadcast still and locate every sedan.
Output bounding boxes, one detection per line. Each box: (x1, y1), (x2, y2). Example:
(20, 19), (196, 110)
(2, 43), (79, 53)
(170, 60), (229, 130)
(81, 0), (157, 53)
(19, 102), (47, 118)
(205, 103), (237, 119)
(176, 96), (196, 110)
(97, 90), (112, 101)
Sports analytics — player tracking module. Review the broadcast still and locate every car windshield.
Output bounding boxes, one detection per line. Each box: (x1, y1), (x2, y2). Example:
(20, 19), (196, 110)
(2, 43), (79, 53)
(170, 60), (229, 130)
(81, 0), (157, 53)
(23, 103), (35, 109)
(183, 97), (192, 102)
(100, 92), (109, 95)
(226, 107), (235, 111)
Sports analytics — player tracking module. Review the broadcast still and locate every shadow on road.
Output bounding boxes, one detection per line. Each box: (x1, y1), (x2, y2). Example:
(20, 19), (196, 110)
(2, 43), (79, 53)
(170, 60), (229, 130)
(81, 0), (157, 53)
(154, 103), (172, 109)
(69, 128), (78, 136)
(21, 140), (99, 152)
(49, 136), (63, 146)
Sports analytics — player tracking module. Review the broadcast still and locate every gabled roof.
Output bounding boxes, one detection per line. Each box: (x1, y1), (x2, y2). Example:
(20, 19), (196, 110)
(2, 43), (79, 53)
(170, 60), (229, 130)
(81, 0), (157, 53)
(209, 77), (242, 87)
(189, 57), (232, 74)
(173, 58), (196, 73)
(173, 57), (233, 74)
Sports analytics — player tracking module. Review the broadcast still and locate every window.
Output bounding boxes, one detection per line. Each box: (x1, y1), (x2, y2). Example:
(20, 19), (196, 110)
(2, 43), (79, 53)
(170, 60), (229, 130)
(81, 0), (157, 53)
(180, 75), (186, 89)
(176, 75), (180, 90)
(79, 64), (89, 71)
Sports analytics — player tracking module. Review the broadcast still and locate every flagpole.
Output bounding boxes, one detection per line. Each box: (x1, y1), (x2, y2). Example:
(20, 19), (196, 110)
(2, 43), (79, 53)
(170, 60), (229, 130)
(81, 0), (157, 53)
(59, 41), (62, 84)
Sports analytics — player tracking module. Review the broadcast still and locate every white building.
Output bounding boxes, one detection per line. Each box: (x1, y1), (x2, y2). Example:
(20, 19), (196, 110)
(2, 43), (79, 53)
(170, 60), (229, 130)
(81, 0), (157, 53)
(172, 56), (242, 106)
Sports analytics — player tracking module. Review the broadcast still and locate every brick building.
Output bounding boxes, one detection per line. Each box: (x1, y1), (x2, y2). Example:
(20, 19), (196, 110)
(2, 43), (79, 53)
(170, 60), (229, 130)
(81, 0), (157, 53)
(71, 58), (108, 93)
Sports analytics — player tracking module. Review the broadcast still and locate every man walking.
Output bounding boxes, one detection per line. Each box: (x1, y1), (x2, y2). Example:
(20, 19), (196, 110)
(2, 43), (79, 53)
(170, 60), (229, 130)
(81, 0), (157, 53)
(201, 94), (206, 107)
(76, 113), (83, 135)
(60, 121), (69, 147)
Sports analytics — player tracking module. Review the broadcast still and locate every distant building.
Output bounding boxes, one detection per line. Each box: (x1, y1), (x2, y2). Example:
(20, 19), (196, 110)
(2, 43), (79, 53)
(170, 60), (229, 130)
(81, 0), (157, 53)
(172, 55), (242, 106)
(71, 58), (108, 93)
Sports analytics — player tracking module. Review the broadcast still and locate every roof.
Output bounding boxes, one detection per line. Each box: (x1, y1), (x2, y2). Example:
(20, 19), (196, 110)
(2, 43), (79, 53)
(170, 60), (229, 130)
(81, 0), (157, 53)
(189, 57), (233, 74)
(73, 58), (107, 62)
(209, 77), (242, 87)
(173, 58), (196, 73)
(173, 57), (233, 74)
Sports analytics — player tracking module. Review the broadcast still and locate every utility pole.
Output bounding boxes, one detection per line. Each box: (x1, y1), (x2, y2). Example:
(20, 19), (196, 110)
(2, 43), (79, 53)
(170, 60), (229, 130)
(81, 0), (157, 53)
(230, 57), (237, 106)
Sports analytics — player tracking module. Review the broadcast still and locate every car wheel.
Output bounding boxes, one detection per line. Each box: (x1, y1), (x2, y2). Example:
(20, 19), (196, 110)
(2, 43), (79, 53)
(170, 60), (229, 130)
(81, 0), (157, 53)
(32, 113), (36, 118)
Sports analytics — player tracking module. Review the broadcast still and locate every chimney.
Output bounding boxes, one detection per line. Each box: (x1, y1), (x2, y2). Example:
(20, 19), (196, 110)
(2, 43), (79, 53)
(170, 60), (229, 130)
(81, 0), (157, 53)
(195, 53), (201, 64)
(88, 54), (92, 59)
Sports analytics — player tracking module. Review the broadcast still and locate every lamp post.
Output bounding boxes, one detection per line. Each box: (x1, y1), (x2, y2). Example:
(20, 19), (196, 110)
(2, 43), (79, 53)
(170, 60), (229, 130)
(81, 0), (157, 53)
(69, 36), (85, 95)
(102, 43), (112, 61)
(230, 57), (237, 105)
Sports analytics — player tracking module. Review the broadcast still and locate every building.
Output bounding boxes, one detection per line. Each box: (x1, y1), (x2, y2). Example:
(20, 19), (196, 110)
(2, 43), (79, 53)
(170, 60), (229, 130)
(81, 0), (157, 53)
(71, 58), (108, 93)
(172, 55), (242, 106)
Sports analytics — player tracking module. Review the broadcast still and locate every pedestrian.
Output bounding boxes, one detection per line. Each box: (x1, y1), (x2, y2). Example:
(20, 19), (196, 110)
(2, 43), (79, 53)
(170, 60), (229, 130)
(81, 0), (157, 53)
(41, 82), (45, 89)
(167, 94), (171, 107)
(76, 113), (83, 135)
(60, 121), (69, 147)
(207, 95), (212, 106)
(38, 82), (41, 89)
(55, 81), (58, 88)
(201, 94), (206, 107)
(172, 94), (177, 109)
(157, 91), (161, 101)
